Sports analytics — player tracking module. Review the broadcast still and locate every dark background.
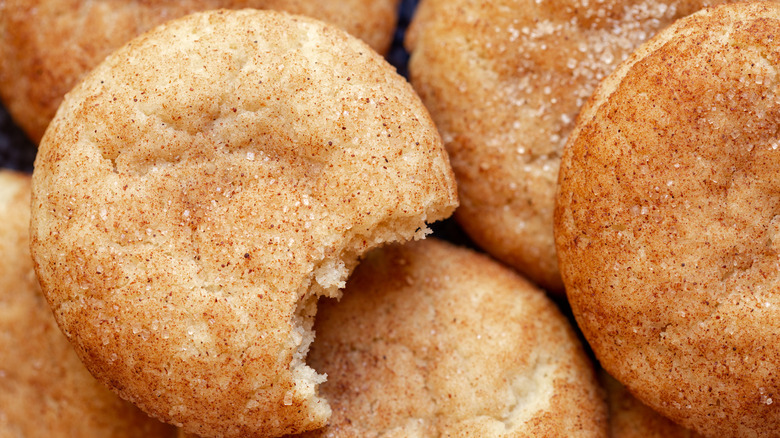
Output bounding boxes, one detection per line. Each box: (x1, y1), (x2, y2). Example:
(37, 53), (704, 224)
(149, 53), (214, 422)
(0, 99), (36, 173)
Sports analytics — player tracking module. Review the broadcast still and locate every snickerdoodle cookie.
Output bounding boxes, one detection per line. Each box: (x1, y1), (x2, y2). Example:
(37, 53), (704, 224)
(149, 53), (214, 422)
(30, 10), (456, 438)
(0, 170), (175, 438)
(406, 0), (751, 292)
(0, 0), (400, 143)
(294, 239), (607, 437)
(556, 2), (780, 436)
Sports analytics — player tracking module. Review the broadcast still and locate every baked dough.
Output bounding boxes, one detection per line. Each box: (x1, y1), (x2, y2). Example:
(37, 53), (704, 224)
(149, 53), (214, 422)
(406, 0), (749, 292)
(30, 10), (457, 438)
(295, 239), (607, 437)
(0, 0), (400, 143)
(556, 2), (780, 436)
(0, 170), (175, 438)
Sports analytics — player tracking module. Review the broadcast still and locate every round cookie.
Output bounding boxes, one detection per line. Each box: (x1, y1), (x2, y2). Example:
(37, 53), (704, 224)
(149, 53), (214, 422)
(555, 2), (780, 436)
(406, 0), (751, 293)
(0, 0), (400, 144)
(294, 239), (607, 437)
(30, 9), (457, 438)
(0, 170), (175, 438)
(602, 371), (703, 438)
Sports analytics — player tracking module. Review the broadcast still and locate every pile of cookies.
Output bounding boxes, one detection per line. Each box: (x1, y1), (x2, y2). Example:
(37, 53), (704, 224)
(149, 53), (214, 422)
(0, 0), (778, 437)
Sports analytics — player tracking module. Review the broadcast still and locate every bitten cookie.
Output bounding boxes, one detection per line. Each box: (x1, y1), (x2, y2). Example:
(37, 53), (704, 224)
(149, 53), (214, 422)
(406, 0), (750, 292)
(556, 2), (780, 436)
(30, 10), (457, 438)
(0, 170), (175, 438)
(295, 239), (607, 437)
(0, 0), (400, 143)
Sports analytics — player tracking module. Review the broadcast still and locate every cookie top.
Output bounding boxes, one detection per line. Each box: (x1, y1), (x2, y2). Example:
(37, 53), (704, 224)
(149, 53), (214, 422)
(406, 0), (747, 292)
(0, 170), (175, 438)
(30, 9), (456, 438)
(0, 0), (400, 143)
(296, 239), (607, 437)
(556, 2), (780, 436)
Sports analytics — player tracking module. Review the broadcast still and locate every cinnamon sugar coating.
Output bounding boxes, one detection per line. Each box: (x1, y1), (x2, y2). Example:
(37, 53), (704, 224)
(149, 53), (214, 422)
(297, 239), (607, 437)
(30, 10), (456, 438)
(556, 3), (780, 436)
(0, 170), (176, 438)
